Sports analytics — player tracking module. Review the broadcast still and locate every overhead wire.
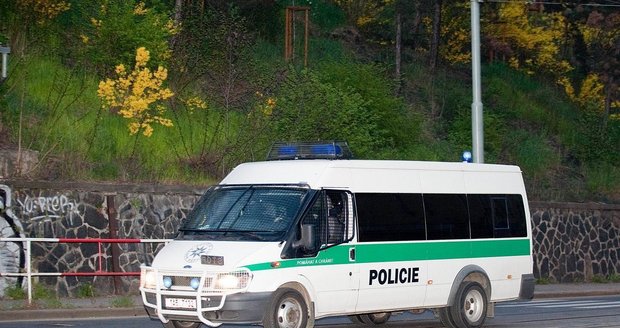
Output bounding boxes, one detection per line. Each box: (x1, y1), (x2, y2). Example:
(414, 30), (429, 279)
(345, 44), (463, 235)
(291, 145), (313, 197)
(482, 0), (620, 7)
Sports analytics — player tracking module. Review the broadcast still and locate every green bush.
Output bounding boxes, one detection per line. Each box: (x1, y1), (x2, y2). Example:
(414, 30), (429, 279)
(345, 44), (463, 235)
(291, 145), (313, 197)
(584, 163), (620, 200)
(111, 295), (135, 308)
(448, 109), (506, 163)
(267, 68), (379, 158)
(33, 283), (55, 300)
(507, 131), (559, 179)
(316, 61), (419, 158)
(76, 283), (95, 298)
(3, 285), (26, 300)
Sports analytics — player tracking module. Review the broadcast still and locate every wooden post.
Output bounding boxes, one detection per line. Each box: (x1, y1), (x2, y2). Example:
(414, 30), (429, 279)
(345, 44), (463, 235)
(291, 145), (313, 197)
(106, 195), (123, 294)
(284, 6), (310, 67)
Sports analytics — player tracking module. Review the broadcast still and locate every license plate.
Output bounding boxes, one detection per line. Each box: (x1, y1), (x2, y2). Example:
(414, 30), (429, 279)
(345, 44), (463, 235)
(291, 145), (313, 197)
(165, 297), (197, 309)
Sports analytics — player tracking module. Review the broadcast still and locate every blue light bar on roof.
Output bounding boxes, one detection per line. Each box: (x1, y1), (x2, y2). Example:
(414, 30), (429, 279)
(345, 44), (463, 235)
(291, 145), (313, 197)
(267, 141), (353, 160)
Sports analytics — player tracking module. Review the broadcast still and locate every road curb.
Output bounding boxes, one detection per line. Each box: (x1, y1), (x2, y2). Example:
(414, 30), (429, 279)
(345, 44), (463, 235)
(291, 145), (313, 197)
(0, 307), (147, 321)
(534, 289), (620, 299)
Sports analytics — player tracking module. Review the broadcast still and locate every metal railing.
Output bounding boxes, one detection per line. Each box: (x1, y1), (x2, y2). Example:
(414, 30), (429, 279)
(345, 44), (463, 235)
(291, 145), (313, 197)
(0, 237), (172, 303)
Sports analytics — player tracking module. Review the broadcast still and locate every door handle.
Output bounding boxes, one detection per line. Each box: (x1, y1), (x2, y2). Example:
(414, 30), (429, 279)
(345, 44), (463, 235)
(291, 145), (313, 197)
(349, 247), (356, 261)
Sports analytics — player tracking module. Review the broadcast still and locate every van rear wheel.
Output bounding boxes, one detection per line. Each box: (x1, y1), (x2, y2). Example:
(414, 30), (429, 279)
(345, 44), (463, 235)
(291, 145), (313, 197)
(437, 281), (487, 328)
(449, 281), (487, 328)
(437, 307), (458, 328)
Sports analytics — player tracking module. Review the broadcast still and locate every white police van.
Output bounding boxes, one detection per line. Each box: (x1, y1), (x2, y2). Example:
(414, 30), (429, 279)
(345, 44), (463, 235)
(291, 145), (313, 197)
(140, 141), (534, 328)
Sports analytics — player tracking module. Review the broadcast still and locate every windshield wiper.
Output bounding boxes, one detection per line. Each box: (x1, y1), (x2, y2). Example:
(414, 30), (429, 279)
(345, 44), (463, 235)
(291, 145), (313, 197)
(179, 228), (274, 241)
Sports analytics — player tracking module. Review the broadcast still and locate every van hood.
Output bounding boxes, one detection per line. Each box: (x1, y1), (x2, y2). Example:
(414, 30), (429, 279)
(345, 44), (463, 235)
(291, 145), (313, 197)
(151, 240), (280, 271)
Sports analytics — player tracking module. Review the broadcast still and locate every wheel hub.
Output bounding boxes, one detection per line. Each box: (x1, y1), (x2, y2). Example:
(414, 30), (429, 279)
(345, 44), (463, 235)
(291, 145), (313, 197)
(277, 299), (301, 328)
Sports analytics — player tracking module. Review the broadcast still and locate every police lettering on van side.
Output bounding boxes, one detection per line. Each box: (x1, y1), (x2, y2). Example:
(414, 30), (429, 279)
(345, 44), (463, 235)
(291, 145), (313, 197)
(369, 267), (420, 285)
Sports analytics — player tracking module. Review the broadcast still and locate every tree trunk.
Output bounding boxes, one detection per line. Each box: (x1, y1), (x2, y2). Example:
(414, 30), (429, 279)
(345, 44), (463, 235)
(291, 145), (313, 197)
(411, 1), (422, 50)
(602, 79), (613, 128)
(429, 0), (443, 70)
(174, 0), (183, 24)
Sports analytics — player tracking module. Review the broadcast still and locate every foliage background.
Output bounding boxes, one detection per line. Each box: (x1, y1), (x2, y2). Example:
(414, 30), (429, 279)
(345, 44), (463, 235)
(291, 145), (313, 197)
(0, 0), (618, 203)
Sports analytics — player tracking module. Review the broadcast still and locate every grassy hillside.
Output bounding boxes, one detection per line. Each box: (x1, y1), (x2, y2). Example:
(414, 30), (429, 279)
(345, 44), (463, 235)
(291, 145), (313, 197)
(0, 35), (618, 203)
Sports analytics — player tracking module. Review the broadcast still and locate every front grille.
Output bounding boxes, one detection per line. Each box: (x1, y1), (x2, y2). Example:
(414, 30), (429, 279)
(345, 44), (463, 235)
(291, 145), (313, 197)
(157, 268), (251, 293)
(168, 276), (214, 289)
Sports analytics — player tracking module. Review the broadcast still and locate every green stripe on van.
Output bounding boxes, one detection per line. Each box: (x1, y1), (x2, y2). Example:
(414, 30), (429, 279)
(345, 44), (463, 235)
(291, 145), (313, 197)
(245, 238), (530, 271)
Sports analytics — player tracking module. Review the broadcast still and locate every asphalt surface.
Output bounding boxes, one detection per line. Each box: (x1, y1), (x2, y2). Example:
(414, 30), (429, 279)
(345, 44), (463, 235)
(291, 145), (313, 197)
(1, 283), (620, 321)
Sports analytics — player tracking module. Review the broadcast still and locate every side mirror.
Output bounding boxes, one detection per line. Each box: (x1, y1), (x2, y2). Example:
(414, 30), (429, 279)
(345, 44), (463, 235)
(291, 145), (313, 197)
(292, 224), (316, 252)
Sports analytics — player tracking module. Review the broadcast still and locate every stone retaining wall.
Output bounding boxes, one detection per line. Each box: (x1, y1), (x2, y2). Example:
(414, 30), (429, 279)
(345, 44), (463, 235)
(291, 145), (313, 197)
(1, 181), (619, 297)
(0, 181), (204, 297)
(530, 201), (620, 283)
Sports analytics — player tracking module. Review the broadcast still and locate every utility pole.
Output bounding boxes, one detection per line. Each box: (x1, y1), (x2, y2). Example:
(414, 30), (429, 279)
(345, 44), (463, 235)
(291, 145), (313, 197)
(1, 45), (10, 83)
(471, 0), (484, 163)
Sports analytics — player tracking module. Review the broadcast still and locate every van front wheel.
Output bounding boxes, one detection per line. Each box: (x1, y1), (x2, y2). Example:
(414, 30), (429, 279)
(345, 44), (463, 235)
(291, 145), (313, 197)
(264, 289), (309, 328)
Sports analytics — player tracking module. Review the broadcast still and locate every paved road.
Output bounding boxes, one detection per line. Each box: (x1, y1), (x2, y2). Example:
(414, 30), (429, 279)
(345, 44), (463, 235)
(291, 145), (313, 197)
(1, 295), (619, 328)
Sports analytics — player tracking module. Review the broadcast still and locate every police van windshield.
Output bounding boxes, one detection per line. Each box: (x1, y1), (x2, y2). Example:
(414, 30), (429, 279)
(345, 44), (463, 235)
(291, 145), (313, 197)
(179, 185), (309, 241)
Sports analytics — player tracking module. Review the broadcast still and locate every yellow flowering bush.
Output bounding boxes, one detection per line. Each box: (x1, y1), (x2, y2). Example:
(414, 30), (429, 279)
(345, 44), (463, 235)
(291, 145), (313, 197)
(97, 47), (174, 137)
(254, 91), (277, 116)
(18, 0), (70, 24)
(181, 96), (208, 113)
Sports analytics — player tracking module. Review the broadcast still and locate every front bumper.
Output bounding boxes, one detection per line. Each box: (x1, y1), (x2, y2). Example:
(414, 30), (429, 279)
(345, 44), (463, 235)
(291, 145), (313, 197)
(142, 291), (272, 325)
(140, 266), (270, 327)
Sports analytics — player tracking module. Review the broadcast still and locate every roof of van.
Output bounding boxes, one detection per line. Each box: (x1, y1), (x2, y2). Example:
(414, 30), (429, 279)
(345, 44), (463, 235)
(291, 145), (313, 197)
(220, 160), (525, 194)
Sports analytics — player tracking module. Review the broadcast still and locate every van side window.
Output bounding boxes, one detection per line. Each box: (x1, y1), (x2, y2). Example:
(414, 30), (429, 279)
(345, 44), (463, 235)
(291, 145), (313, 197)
(468, 194), (494, 239)
(424, 194), (469, 240)
(298, 195), (324, 253)
(326, 191), (348, 245)
(505, 194), (527, 237)
(356, 193), (425, 242)
(469, 194), (527, 238)
(491, 197), (510, 230)
(297, 190), (350, 254)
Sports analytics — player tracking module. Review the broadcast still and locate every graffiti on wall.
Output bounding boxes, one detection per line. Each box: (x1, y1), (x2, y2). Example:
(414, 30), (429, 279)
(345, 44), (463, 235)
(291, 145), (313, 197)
(0, 185), (26, 296)
(16, 194), (80, 222)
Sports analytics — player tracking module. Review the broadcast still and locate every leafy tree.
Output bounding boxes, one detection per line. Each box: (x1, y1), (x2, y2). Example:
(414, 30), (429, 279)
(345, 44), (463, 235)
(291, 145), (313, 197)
(0, 0), (70, 55)
(582, 10), (619, 123)
(71, 0), (177, 75)
(437, 2), (470, 65)
(483, 3), (572, 78)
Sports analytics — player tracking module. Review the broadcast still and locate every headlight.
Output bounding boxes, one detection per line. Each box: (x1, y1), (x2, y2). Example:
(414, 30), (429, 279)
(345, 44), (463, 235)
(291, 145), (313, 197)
(141, 267), (157, 289)
(215, 271), (251, 290)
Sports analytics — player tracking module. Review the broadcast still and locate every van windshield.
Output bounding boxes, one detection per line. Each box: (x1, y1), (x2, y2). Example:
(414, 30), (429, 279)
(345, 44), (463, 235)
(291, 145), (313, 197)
(179, 185), (309, 241)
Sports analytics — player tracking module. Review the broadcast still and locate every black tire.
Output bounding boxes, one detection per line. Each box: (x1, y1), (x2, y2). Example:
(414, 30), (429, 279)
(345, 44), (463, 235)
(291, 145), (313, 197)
(437, 307), (458, 328)
(263, 288), (309, 328)
(348, 312), (391, 326)
(347, 315), (365, 325)
(358, 312), (391, 325)
(162, 320), (201, 328)
(450, 281), (487, 328)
